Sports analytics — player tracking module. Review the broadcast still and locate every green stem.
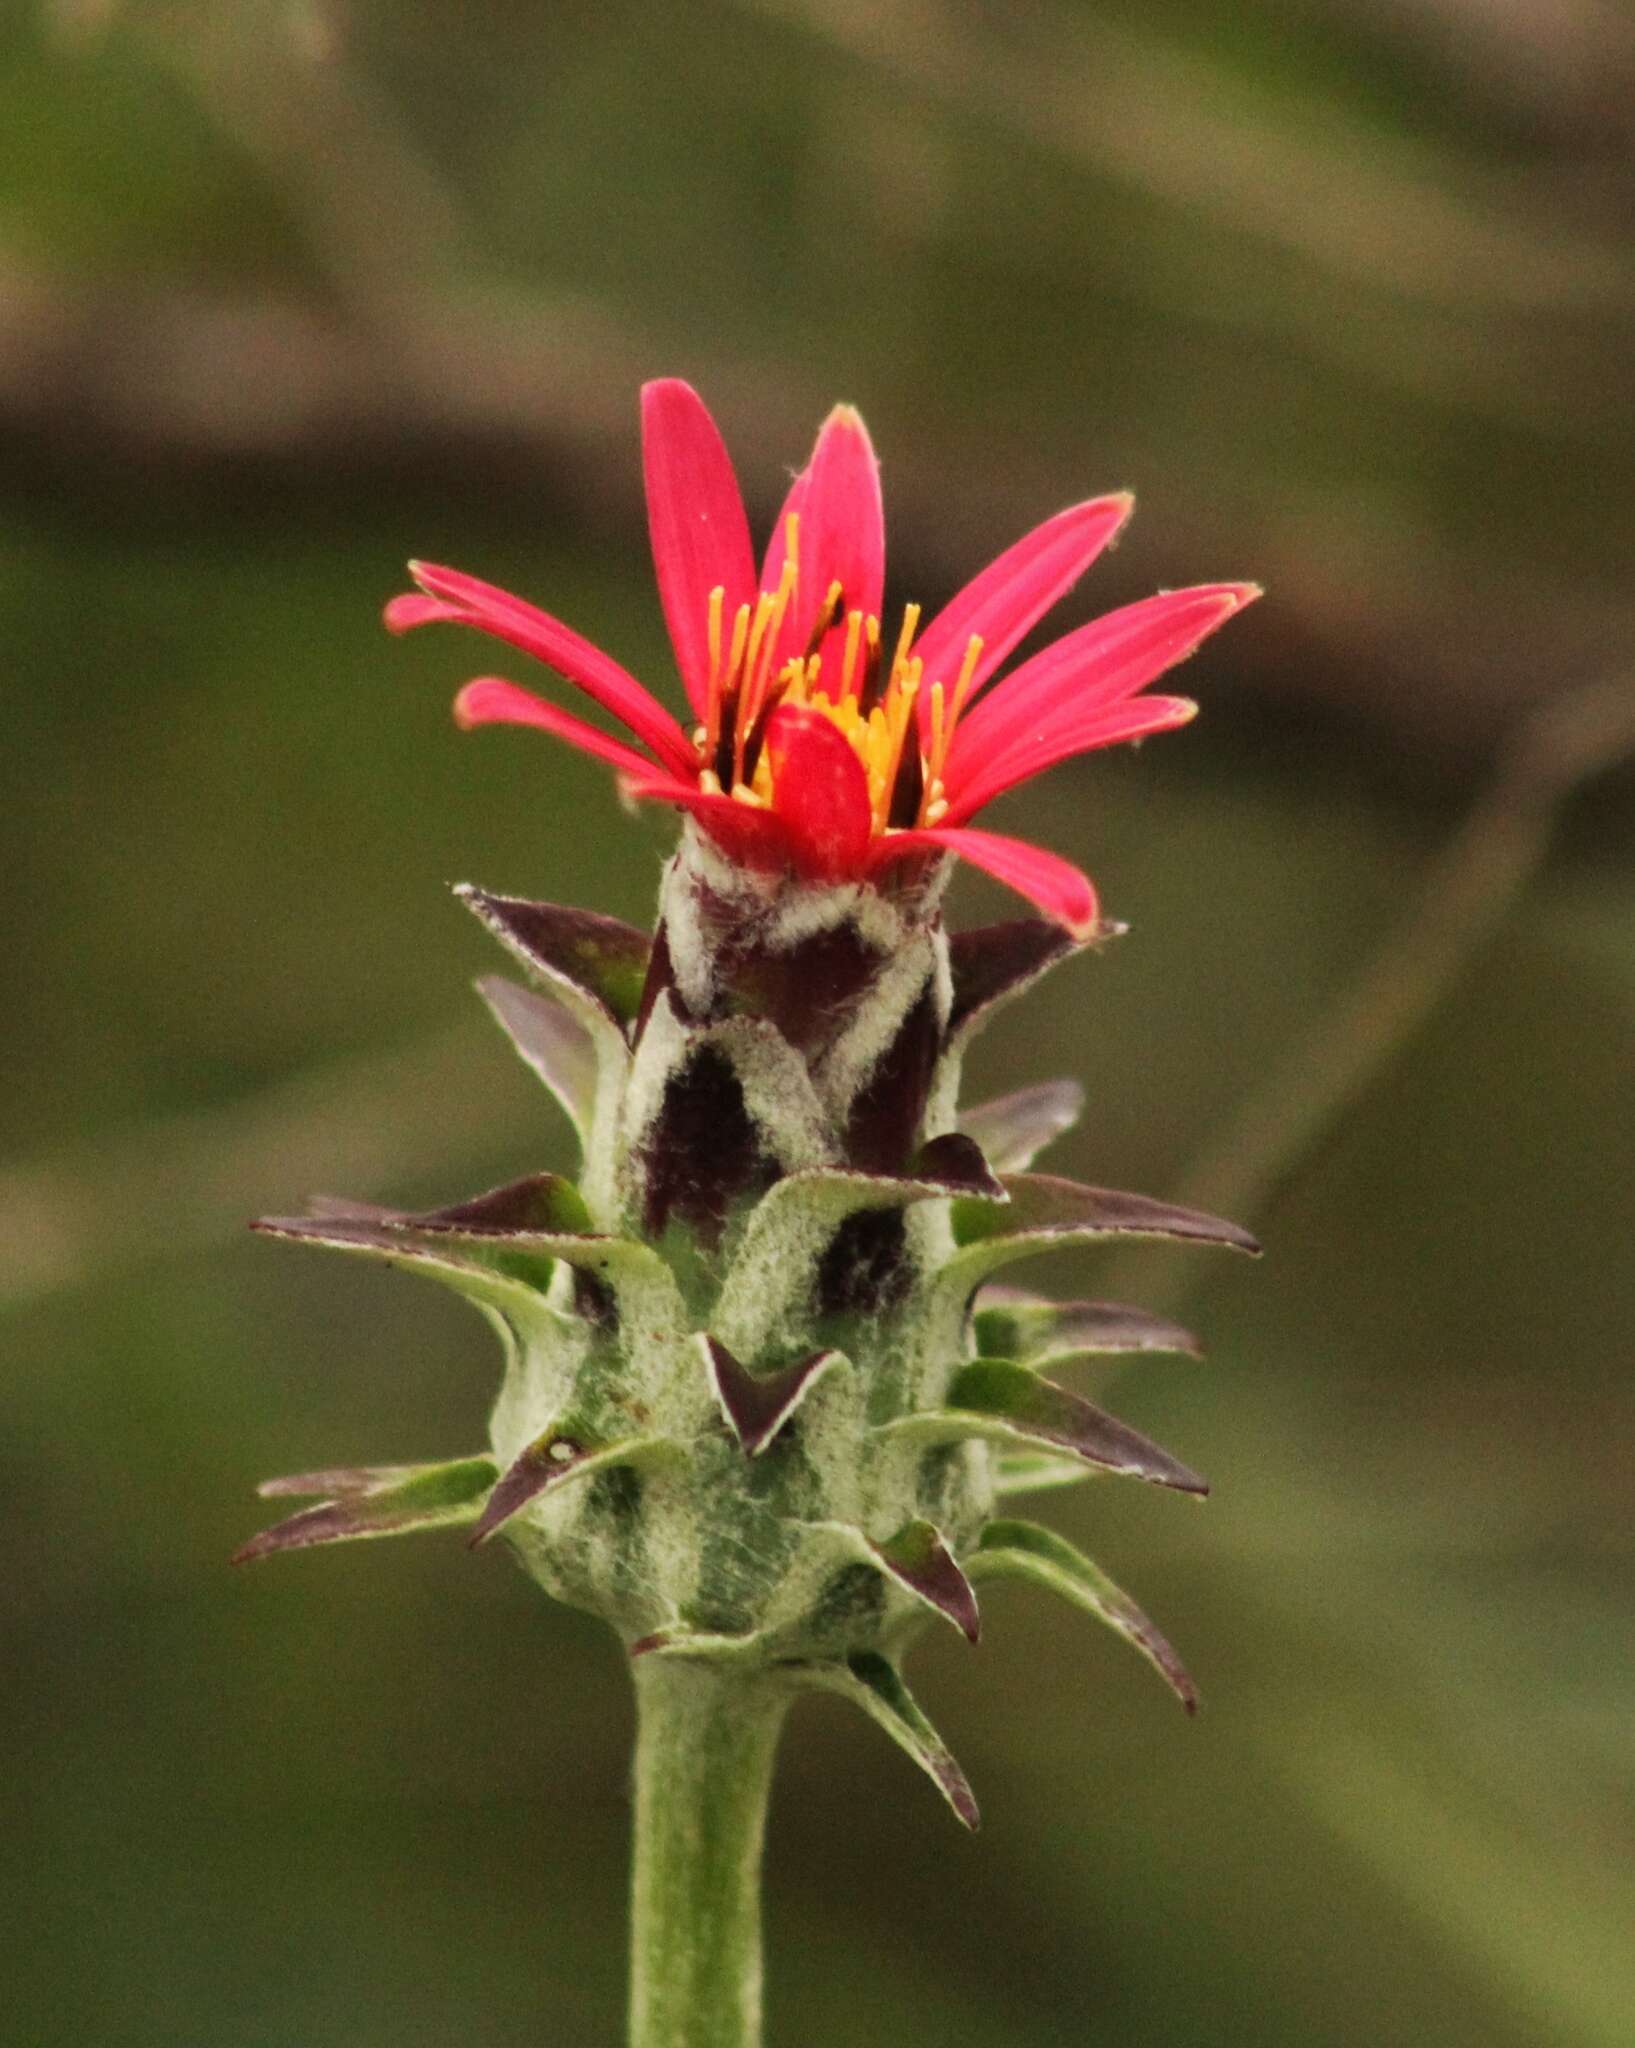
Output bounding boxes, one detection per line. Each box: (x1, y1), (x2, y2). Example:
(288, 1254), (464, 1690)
(629, 1656), (791, 2048)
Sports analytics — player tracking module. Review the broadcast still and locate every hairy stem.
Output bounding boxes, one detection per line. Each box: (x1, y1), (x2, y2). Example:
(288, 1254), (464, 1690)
(629, 1657), (790, 2048)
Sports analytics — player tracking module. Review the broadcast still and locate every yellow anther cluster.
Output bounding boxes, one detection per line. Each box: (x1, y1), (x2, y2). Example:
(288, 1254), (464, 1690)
(696, 516), (984, 835)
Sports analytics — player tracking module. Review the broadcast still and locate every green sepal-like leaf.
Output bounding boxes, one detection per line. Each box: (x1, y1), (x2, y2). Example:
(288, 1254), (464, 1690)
(361, 1176), (681, 1305)
(793, 1651), (979, 1830)
(252, 1214), (556, 1328)
(957, 1079), (1084, 1172)
(945, 1173), (1259, 1290)
(232, 1455), (497, 1564)
(715, 1158), (1005, 1348)
(973, 1288), (1202, 1366)
(992, 1451), (1096, 1497)
(476, 974), (602, 1145)
(882, 1359), (1207, 1494)
(970, 1520), (1197, 1711)
(469, 1429), (678, 1547)
(457, 885), (650, 1032)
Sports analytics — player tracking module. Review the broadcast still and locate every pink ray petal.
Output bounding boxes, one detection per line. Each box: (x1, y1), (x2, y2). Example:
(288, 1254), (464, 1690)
(950, 582), (1257, 776)
(759, 464), (809, 593)
(399, 562), (697, 779)
(913, 495), (1134, 734)
(452, 678), (663, 780)
(943, 694), (1197, 823)
(384, 592), (457, 632)
(641, 379), (758, 720)
(619, 772), (792, 872)
(766, 406), (884, 678)
(763, 703), (874, 881)
(870, 826), (1100, 937)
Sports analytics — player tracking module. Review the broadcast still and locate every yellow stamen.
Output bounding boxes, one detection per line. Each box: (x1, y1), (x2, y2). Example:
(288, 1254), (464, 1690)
(704, 585), (726, 753)
(839, 610), (865, 699)
(724, 602), (751, 698)
(948, 631), (984, 727)
(888, 603), (921, 691)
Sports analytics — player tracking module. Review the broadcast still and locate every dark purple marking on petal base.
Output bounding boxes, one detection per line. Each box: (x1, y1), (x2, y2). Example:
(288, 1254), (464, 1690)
(468, 1430), (600, 1546)
(457, 887), (650, 1030)
(706, 1338), (843, 1455)
(639, 1041), (775, 1249)
(871, 1519), (981, 1642)
(947, 920), (1083, 1037)
(842, 979), (940, 1173)
(948, 1360), (1208, 1494)
(816, 1206), (911, 1318)
(693, 890), (891, 1058)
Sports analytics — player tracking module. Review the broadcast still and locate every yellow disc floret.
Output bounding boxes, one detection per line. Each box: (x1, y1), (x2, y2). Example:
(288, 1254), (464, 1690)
(697, 516), (983, 836)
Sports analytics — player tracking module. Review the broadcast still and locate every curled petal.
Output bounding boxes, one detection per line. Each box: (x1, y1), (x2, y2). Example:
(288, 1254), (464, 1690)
(950, 583), (1257, 777)
(764, 703), (873, 881)
(943, 694), (1198, 823)
(620, 772), (792, 871)
(642, 379), (757, 719)
(914, 495), (1133, 730)
(453, 679), (663, 779)
(395, 561), (697, 778)
(871, 825), (1099, 937)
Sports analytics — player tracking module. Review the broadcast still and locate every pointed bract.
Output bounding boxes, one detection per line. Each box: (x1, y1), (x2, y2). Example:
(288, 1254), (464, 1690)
(972, 1290), (1203, 1365)
(476, 975), (600, 1143)
(870, 1519), (981, 1643)
(233, 1456), (497, 1564)
(704, 1337), (846, 1456)
(458, 887), (651, 1031)
(946, 1172), (1260, 1290)
(971, 1520), (1197, 1711)
(885, 1359), (1208, 1495)
(947, 920), (1084, 1039)
(957, 1079), (1085, 1172)
(796, 1652), (979, 1830)
(470, 1431), (675, 1547)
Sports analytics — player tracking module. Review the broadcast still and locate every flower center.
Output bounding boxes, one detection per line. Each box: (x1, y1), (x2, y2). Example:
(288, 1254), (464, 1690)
(693, 517), (983, 834)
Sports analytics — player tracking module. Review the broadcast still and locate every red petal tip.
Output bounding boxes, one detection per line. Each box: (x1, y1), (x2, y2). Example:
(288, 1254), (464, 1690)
(383, 592), (434, 634)
(451, 681), (488, 730)
(640, 375), (703, 403)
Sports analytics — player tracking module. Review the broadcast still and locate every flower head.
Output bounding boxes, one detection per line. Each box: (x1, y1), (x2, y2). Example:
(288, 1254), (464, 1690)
(386, 381), (1257, 935)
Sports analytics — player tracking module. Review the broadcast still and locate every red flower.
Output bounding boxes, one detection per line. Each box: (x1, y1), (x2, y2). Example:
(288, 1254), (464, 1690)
(386, 381), (1257, 936)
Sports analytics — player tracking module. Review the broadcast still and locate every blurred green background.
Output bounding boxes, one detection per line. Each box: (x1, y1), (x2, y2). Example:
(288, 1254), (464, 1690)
(4, 1), (1633, 2042)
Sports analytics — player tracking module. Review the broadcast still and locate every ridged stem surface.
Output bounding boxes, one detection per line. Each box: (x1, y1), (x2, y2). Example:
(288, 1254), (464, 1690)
(629, 1658), (790, 2048)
